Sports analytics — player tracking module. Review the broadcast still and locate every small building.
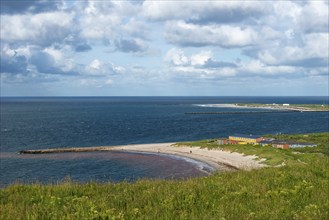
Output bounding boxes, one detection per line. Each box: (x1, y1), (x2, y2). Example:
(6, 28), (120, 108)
(217, 138), (229, 145)
(270, 140), (290, 150)
(261, 139), (317, 149)
(283, 104), (290, 106)
(229, 134), (264, 145)
(288, 142), (317, 148)
(258, 140), (274, 146)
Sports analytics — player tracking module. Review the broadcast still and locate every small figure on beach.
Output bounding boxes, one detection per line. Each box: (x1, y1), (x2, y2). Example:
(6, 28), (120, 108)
(190, 150), (192, 154)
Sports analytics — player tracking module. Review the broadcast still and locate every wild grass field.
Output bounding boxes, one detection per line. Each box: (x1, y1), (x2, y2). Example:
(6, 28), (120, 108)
(1, 133), (328, 219)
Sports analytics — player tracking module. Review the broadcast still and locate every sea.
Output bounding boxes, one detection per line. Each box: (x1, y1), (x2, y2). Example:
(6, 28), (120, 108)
(1, 96), (328, 187)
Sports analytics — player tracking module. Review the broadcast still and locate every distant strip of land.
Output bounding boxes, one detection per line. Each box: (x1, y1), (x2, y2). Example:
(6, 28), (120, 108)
(236, 103), (329, 112)
(195, 103), (329, 112)
(19, 143), (266, 171)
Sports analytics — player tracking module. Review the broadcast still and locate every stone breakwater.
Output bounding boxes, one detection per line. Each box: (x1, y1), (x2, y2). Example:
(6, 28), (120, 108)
(19, 146), (113, 154)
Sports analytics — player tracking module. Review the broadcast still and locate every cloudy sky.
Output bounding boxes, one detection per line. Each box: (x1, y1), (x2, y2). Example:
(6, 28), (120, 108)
(1, 0), (328, 96)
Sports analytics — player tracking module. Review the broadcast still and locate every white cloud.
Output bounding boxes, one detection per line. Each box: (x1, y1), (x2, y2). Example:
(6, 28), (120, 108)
(165, 49), (214, 66)
(257, 33), (329, 67)
(166, 21), (257, 48)
(43, 46), (76, 73)
(78, 0), (141, 41)
(190, 51), (212, 66)
(170, 66), (237, 79)
(271, 1), (302, 26)
(85, 59), (126, 77)
(143, 1), (269, 23)
(44, 47), (63, 64)
(299, 1), (329, 33)
(89, 59), (102, 70)
(114, 38), (148, 53)
(303, 33), (329, 58)
(122, 18), (150, 40)
(1, 11), (74, 46)
(164, 48), (189, 66)
(80, 13), (120, 40)
(164, 48), (238, 79)
(240, 60), (297, 75)
(2, 44), (16, 57)
(1, 0), (328, 96)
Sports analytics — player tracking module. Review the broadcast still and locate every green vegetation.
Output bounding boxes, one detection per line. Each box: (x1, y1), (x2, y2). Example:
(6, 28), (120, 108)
(177, 132), (329, 165)
(267, 132), (329, 156)
(289, 104), (329, 111)
(236, 103), (329, 111)
(1, 133), (329, 220)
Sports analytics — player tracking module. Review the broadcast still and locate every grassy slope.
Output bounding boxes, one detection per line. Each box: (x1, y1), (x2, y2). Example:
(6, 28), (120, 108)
(1, 133), (329, 220)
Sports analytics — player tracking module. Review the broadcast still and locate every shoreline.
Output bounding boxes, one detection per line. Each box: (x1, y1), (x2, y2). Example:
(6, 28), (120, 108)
(194, 103), (329, 112)
(19, 143), (266, 171)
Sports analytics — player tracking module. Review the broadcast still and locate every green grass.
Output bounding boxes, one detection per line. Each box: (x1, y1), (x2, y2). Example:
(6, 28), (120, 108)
(176, 132), (329, 166)
(267, 132), (329, 154)
(290, 104), (329, 111)
(1, 133), (329, 220)
(236, 103), (329, 111)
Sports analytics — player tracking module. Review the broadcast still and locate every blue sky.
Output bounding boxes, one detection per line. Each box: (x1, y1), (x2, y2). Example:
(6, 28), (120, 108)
(1, 0), (328, 96)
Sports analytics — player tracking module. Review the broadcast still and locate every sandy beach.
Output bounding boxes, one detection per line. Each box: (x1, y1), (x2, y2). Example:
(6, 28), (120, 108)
(107, 142), (266, 171)
(19, 142), (267, 172)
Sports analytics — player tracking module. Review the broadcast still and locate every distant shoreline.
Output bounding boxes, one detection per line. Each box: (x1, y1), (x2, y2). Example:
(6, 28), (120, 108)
(194, 103), (329, 112)
(19, 143), (266, 172)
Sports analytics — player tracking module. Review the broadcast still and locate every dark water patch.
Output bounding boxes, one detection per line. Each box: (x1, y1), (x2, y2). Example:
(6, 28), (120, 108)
(0, 151), (209, 188)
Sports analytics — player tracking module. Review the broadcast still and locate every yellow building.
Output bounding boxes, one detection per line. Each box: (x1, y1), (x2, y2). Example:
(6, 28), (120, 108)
(229, 134), (263, 145)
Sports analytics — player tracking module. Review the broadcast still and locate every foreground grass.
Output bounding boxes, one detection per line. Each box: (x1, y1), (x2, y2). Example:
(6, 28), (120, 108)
(1, 133), (329, 219)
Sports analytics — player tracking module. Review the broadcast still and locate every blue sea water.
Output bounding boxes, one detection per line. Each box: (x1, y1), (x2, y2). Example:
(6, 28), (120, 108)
(1, 96), (328, 187)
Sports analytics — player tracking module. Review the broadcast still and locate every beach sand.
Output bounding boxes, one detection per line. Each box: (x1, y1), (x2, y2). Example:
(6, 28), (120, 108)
(108, 143), (266, 171)
(19, 142), (267, 172)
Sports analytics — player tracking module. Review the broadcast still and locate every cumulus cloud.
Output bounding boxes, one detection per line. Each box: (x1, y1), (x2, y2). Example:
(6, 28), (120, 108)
(190, 51), (213, 66)
(64, 34), (92, 52)
(1, 0), (328, 95)
(78, 0), (141, 41)
(299, 1), (329, 33)
(256, 33), (329, 68)
(114, 38), (148, 53)
(29, 46), (78, 75)
(165, 21), (257, 48)
(75, 1), (151, 54)
(164, 48), (238, 79)
(1, 44), (29, 74)
(240, 60), (298, 76)
(164, 48), (189, 66)
(85, 59), (126, 77)
(143, 1), (269, 24)
(1, 11), (74, 46)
